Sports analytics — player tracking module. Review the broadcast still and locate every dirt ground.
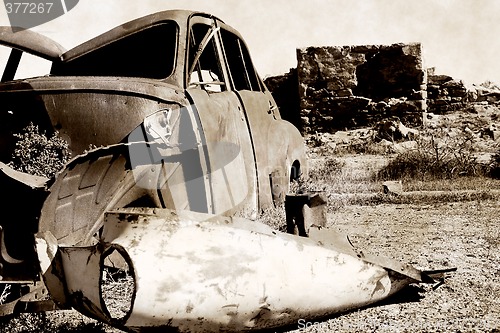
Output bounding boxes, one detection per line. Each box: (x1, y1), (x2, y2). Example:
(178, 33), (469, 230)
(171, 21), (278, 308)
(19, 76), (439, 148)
(288, 200), (500, 333)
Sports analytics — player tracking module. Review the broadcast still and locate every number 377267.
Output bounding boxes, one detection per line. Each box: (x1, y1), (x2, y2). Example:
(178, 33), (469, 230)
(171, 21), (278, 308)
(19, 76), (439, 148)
(5, 2), (54, 14)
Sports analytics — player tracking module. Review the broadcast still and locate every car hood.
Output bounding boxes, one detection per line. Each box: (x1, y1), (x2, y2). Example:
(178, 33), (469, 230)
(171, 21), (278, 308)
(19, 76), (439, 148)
(0, 26), (65, 60)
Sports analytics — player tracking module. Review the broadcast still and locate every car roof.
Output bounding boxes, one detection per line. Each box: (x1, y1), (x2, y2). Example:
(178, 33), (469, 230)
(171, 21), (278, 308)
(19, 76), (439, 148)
(0, 26), (66, 60)
(61, 9), (221, 62)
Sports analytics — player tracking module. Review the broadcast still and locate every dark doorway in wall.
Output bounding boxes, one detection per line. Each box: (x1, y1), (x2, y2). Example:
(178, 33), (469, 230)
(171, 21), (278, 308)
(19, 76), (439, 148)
(354, 47), (424, 101)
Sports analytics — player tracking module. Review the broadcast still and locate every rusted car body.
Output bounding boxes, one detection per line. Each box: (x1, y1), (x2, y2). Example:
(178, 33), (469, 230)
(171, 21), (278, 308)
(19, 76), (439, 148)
(0, 10), (305, 269)
(0, 9), (449, 332)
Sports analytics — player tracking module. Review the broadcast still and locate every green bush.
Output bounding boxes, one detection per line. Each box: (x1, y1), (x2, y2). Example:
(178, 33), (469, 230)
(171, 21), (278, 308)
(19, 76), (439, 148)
(8, 122), (70, 178)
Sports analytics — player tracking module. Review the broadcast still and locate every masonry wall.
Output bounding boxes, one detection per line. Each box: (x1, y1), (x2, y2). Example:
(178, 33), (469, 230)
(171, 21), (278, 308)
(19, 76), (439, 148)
(264, 42), (471, 134)
(296, 43), (427, 133)
(426, 69), (468, 113)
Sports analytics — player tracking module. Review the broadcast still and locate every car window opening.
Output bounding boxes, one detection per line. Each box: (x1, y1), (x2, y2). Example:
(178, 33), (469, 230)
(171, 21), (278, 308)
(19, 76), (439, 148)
(220, 29), (261, 92)
(188, 24), (225, 93)
(0, 47), (52, 82)
(51, 22), (178, 79)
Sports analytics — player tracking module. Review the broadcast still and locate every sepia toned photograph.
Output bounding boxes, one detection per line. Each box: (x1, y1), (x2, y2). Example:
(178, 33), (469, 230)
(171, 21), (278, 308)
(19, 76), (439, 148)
(0, 1), (498, 332)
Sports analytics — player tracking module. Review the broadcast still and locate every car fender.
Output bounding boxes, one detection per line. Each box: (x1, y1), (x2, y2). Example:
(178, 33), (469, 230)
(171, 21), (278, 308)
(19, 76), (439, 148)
(267, 119), (307, 203)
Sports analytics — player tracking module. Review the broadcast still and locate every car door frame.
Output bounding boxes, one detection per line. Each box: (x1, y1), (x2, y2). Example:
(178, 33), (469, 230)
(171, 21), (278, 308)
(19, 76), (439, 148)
(214, 20), (291, 210)
(185, 14), (258, 218)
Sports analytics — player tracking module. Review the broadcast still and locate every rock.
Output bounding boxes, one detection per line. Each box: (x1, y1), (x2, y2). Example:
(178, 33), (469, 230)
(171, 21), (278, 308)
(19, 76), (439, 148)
(326, 141), (337, 150)
(475, 152), (493, 165)
(481, 124), (500, 140)
(464, 127), (474, 136)
(294, 43), (425, 133)
(428, 74), (453, 85)
(446, 128), (460, 138)
(377, 139), (394, 149)
(393, 140), (418, 153)
(382, 180), (403, 195)
(374, 117), (418, 141)
(331, 131), (351, 144)
(442, 80), (467, 98)
(492, 131), (500, 141)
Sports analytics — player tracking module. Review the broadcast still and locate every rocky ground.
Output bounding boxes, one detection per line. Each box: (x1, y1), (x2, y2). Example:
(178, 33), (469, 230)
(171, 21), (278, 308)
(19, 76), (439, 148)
(308, 103), (500, 158)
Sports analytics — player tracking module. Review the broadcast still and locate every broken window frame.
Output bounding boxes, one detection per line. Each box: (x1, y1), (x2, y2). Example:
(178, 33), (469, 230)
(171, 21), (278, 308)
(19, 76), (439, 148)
(187, 22), (226, 93)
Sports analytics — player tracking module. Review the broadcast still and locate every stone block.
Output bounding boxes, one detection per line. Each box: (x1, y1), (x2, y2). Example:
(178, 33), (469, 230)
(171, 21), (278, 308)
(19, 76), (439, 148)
(382, 180), (403, 195)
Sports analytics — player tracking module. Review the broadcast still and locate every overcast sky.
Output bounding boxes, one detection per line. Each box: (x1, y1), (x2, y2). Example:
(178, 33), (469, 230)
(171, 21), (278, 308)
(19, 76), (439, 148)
(1, 0), (499, 85)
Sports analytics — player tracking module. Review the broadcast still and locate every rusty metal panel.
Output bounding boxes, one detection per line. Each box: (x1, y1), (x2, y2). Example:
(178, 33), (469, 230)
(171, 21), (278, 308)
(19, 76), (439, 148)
(0, 26), (65, 60)
(0, 8), (440, 332)
(35, 208), (435, 332)
(187, 88), (258, 216)
(285, 193), (327, 236)
(40, 92), (179, 156)
(0, 78), (188, 155)
(237, 90), (307, 208)
(0, 163), (48, 282)
(236, 90), (275, 208)
(39, 146), (147, 245)
(57, 246), (109, 322)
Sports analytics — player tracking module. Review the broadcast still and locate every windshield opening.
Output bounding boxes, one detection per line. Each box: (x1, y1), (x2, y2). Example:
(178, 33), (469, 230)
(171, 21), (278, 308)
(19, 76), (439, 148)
(51, 22), (178, 79)
(0, 46), (52, 81)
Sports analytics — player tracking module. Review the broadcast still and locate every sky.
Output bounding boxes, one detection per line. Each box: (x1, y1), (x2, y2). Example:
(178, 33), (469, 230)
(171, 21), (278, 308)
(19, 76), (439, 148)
(0, 0), (499, 86)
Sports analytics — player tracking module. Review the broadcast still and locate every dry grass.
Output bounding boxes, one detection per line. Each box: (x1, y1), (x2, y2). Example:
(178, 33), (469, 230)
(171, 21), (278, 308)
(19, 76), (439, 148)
(265, 151), (500, 219)
(0, 312), (108, 332)
(300, 122), (500, 212)
(8, 122), (70, 178)
(258, 204), (287, 232)
(101, 267), (134, 320)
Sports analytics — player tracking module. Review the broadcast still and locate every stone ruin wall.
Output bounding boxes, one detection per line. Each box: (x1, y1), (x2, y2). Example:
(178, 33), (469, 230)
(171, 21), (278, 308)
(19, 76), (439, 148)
(426, 68), (468, 114)
(264, 42), (469, 134)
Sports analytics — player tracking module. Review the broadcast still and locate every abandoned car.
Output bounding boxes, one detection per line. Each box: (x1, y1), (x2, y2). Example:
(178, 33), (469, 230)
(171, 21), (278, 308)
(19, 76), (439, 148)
(0, 9), (450, 333)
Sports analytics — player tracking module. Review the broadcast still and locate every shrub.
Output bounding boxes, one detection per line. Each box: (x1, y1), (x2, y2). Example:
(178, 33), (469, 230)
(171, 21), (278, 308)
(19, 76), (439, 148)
(377, 129), (485, 181)
(308, 157), (345, 183)
(8, 123), (70, 178)
(488, 151), (500, 179)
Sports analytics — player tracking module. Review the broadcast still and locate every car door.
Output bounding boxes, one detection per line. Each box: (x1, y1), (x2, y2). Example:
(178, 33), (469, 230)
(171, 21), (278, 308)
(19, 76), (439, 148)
(217, 24), (288, 209)
(185, 15), (257, 218)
